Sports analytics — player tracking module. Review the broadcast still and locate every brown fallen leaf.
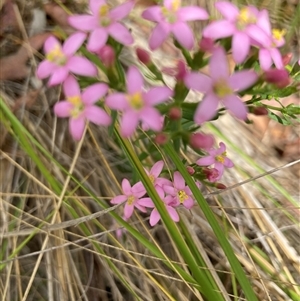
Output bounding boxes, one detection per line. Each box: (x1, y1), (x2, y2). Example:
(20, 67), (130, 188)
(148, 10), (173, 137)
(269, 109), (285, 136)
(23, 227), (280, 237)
(0, 32), (50, 80)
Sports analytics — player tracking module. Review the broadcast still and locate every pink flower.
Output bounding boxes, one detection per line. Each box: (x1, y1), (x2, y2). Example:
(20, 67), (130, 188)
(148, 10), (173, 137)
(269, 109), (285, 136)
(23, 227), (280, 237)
(68, 0), (134, 52)
(163, 171), (195, 209)
(37, 33), (97, 86)
(196, 142), (233, 181)
(142, 0), (208, 50)
(184, 47), (258, 124)
(145, 160), (172, 188)
(139, 187), (180, 226)
(248, 10), (285, 70)
(110, 179), (148, 219)
(54, 75), (111, 140)
(203, 2), (264, 63)
(106, 66), (173, 137)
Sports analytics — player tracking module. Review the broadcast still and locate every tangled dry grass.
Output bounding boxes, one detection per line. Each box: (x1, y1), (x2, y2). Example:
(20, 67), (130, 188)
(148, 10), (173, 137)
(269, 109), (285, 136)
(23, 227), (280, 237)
(0, 0), (299, 300)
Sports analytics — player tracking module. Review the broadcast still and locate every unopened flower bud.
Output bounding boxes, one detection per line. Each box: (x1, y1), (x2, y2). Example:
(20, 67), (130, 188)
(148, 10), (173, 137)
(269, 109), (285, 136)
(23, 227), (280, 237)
(175, 60), (187, 81)
(190, 133), (214, 151)
(187, 166), (195, 175)
(168, 107), (182, 120)
(154, 133), (168, 145)
(199, 37), (216, 52)
(263, 68), (290, 88)
(282, 53), (292, 66)
(98, 45), (115, 67)
(251, 107), (268, 116)
(136, 47), (151, 65)
(203, 167), (219, 182)
(215, 183), (226, 189)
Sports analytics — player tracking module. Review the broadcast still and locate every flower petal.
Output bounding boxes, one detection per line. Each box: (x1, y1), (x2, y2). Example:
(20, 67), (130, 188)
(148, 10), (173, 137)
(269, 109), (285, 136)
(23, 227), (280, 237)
(232, 32), (250, 64)
(270, 48), (283, 70)
(67, 56), (98, 77)
(36, 60), (56, 79)
(84, 106), (111, 126)
(108, 23), (133, 46)
(106, 93), (128, 110)
(196, 155), (215, 166)
(138, 198), (155, 208)
(87, 28), (108, 52)
(150, 160), (164, 178)
(223, 95), (248, 120)
(203, 20), (235, 39)
(63, 32), (87, 56)
(259, 49), (272, 70)
(44, 36), (61, 53)
(82, 83), (108, 105)
(224, 157), (234, 168)
(218, 142), (226, 153)
(149, 23), (170, 50)
(173, 171), (185, 190)
(109, 1), (134, 20)
(69, 116), (86, 140)
(140, 108), (163, 132)
(178, 7), (209, 21)
(210, 47), (229, 80)
(54, 101), (73, 118)
(194, 94), (219, 124)
(183, 197), (194, 209)
(48, 68), (69, 86)
(120, 111), (139, 137)
(184, 72), (212, 93)
(122, 178), (132, 195)
(124, 203), (134, 219)
(90, 0), (106, 15)
(135, 204), (147, 213)
(229, 70), (257, 91)
(111, 195), (127, 204)
(142, 6), (163, 22)
(166, 206), (179, 222)
(163, 185), (176, 196)
(172, 22), (194, 50)
(126, 66), (144, 94)
(149, 209), (161, 226)
(63, 75), (81, 96)
(68, 15), (98, 31)
(215, 1), (239, 21)
(144, 87), (173, 105)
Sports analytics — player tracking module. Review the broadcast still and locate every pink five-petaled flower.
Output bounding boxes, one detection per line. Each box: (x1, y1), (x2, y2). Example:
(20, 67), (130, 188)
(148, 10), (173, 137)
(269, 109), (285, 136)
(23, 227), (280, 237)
(184, 47), (258, 124)
(54, 75), (111, 140)
(37, 33), (97, 86)
(111, 179), (148, 220)
(68, 0), (134, 52)
(196, 142), (234, 181)
(139, 187), (180, 226)
(106, 66), (173, 137)
(248, 10), (285, 70)
(164, 171), (195, 209)
(142, 0), (208, 50)
(203, 2), (264, 64)
(145, 160), (172, 188)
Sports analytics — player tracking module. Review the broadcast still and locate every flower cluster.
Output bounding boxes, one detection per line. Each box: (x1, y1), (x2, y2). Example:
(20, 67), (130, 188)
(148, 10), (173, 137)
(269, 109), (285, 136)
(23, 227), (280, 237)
(35, 0), (298, 230)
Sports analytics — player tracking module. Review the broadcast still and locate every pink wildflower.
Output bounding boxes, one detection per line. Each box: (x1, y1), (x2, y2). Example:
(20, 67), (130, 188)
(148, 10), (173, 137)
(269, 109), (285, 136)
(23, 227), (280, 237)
(142, 0), (208, 50)
(110, 179), (148, 219)
(163, 171), (195, 209)
(248, 10), (285, 70)
(196, 142), (233, 181)
(203, 2), (264, 63)
(139, 187), (180, 226)
(37, 33), (97, 86)
(68, 0), (134, 52)
(106, 66), (173, 137)
(145, 160), (172, 188)
(54, 75), (111, 140)
(184, 47), (257, 124)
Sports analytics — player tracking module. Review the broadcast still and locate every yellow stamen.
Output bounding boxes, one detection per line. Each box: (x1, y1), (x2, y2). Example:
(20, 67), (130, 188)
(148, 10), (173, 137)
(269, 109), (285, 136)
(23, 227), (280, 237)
(213, 79), (233, 98)
(149, 174), (155, 184)
(178, 190), (188, 203)
(46, 45), (66, 65)
(128, 92), (144, 110)
(68, 96), (84, 117)
(215, 155), (225, 164)
(237, 7), (256, 30)
(127, 196), (135, 205)
(272, 29), (285, 41)
(99, 5), (109, 17)
(171, 0), (180, 11)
